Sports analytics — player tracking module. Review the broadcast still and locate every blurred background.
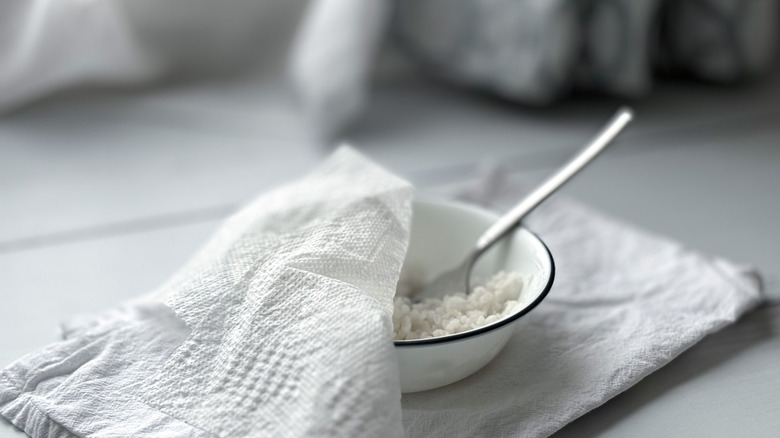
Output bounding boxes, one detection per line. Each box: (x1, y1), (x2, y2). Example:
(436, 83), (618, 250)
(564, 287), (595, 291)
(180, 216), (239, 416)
(1, 1), (779, 436)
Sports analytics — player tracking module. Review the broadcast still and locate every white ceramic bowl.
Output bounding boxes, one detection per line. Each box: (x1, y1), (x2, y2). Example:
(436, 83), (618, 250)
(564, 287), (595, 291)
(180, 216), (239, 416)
(395, 200), (555, 393)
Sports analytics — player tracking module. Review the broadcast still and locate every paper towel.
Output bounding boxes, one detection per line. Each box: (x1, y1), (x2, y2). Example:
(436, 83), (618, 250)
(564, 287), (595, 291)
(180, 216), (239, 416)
(1, 147), (412, 437)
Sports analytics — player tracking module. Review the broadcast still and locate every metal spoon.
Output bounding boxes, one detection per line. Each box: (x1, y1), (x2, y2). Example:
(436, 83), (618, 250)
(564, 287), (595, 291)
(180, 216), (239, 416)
(413, 107), (634, 301)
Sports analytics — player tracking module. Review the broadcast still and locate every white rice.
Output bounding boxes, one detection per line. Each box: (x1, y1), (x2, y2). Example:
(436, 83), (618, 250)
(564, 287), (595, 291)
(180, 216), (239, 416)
(392, 271), (533, 341)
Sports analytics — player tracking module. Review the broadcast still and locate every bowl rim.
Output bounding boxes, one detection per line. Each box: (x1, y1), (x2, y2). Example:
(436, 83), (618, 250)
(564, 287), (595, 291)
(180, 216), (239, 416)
(393, 199), (555, 347)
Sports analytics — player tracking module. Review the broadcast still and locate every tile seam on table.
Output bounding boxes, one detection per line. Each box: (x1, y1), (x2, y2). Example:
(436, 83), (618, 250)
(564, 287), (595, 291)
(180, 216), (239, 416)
(0, 205), (237, 254)
(390, 105), (780, 183)
(2, 107), (779, 254)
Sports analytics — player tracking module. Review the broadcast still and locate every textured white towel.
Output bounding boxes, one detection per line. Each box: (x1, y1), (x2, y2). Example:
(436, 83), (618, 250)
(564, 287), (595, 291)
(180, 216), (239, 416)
(400, 167), (763, 437)
(0, 155), (763, 438)
(0, 147), (412, 437)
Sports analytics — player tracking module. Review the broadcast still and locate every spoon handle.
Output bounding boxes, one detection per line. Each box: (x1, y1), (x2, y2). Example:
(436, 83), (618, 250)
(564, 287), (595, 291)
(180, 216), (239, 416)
(475, 107), (634, 252)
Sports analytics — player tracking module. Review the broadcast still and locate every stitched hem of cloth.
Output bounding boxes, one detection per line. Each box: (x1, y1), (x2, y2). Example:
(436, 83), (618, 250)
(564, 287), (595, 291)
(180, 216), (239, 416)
(0, 374), (79, 438)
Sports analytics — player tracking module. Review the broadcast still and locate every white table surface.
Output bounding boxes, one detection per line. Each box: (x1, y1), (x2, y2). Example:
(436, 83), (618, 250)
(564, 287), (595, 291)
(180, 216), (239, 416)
(1, 69), (779, 437)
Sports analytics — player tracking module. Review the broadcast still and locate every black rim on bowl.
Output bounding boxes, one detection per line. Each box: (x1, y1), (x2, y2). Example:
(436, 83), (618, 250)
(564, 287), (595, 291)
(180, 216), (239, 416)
(393, 229), (555, 347)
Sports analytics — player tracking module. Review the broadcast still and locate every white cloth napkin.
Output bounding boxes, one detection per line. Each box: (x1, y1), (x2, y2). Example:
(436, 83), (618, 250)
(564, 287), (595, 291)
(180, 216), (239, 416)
(0, 147), (412, 437)
(0, 154), (763, 438)
(401, 166), (764, 437)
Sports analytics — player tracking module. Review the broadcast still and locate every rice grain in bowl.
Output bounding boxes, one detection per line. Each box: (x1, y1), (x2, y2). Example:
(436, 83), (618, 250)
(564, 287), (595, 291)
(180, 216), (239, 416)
(395, 200), (554, 393)
(393, 271), (534, 341)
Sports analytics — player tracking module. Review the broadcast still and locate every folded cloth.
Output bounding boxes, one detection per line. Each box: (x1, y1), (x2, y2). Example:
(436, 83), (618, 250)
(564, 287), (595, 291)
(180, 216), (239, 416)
(401, 166), (764, 438)
(0, 0), (159, 112)
(289, 0), (389, 141)
(0, 147), (412, 437)
(2, 0), (777, 138)
(0, 154), (764, 438)
(395, 0), (779, 102)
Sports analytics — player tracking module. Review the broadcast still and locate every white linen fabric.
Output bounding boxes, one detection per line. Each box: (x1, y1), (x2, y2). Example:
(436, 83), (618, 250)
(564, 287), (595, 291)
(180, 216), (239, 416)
(0, 147), (412, 438)
(0, 0), (158, 111)
(1, 0), (776, 138)
(400, 166), (764, 437)
(289, 0), (389, 141)
(0, 0), (308, 112)
(0, 156), (764, 438)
